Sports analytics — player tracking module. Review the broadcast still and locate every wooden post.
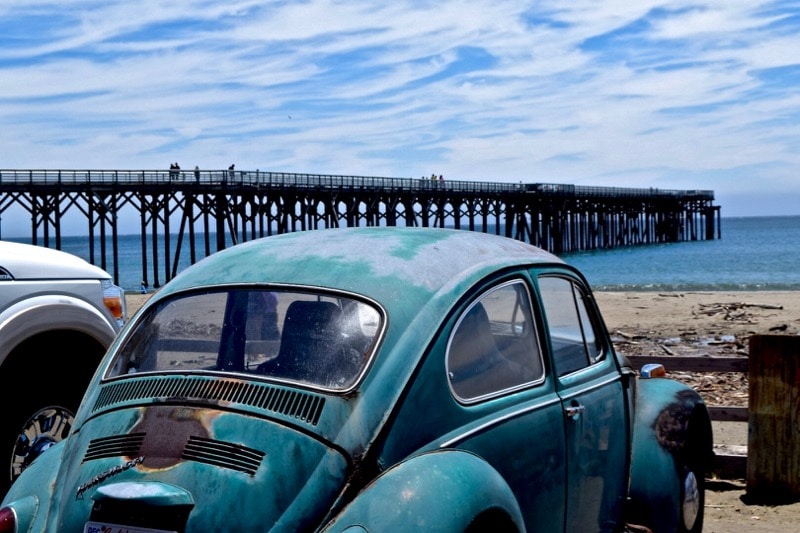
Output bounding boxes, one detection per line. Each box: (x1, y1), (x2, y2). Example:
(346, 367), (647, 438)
(747, 334), (800, 502)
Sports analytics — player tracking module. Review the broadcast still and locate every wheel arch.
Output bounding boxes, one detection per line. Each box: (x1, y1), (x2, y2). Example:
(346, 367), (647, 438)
(0, 295), (117, 366)
(627, 377), (713, 533)
(322, 449), (524, 532)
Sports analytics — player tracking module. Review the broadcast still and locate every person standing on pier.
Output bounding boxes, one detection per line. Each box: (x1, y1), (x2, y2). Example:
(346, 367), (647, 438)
(169, 163), (181, 180)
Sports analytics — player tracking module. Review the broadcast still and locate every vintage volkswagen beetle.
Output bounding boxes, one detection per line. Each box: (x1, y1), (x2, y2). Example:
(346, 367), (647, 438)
(0, 227), (712, 532)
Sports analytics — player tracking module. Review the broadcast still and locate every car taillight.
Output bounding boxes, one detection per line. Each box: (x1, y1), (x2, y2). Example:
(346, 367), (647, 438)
(101, 279), (127, 326)
(0, 507), (16, 533)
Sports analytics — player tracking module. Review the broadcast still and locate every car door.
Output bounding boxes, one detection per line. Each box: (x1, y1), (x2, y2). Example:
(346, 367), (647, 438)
(537, 275), (630, 532)
(444, 279), (569, 532)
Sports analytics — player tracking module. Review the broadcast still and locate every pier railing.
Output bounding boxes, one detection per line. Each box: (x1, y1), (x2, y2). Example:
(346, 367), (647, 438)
(0, 169), (714, 199)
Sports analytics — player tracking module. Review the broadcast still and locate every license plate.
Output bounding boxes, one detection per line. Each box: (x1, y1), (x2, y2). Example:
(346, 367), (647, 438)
(84, 522), (176, 533)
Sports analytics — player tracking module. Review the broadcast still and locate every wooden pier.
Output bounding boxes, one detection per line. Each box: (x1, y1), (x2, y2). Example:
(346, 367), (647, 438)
(0, 169), (720, 287)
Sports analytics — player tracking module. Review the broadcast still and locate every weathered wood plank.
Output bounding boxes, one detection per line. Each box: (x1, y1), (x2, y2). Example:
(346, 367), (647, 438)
(707, 406), (748, 423)
(746, 335), (800, 502)
(627, 355), (748, 373)
(713, 452), (746, 480)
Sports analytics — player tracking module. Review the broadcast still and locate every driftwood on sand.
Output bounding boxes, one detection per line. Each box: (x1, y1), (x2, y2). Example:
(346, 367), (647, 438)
(695, 301), (784, 322)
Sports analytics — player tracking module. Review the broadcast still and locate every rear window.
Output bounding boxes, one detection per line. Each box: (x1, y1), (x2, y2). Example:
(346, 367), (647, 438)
(106, 289), (383, 391)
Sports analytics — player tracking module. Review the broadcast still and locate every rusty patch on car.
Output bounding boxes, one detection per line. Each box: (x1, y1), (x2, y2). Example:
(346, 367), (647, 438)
(128, 405), (213, 469)
(652, 389), (697, 456)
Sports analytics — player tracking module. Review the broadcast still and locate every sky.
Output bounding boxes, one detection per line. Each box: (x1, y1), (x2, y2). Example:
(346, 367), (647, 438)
(1, 1), (799, 220)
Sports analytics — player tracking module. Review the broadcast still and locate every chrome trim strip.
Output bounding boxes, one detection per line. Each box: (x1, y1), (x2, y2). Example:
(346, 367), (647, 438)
(440, 395), (562, 448)
(558, 373), (621, 402)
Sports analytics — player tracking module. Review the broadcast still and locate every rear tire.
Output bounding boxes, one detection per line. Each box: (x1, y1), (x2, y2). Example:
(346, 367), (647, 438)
(0, 392), (80, 497)
(677, 463), (704, 532)
(678, 408), (712, 533)
(8, 406), (75, 480)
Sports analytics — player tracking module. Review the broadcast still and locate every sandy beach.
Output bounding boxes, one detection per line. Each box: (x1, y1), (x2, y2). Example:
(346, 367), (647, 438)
(595, 290), (800, 344)
(594, 291), (799, 400)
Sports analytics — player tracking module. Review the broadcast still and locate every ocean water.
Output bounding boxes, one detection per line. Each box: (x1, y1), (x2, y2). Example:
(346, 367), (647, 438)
(562, 215), (800, 291)
(7, 215), (800, 293)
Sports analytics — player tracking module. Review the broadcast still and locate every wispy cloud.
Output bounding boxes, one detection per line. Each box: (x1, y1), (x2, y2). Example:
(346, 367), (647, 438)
(1, 0), (798, 215)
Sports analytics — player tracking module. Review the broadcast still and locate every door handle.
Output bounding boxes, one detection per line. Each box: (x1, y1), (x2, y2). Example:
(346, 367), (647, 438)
(565, 403), (585, 419)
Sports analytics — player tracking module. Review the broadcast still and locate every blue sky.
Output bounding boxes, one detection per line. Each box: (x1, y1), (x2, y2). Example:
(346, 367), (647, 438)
(1, 1), (799, 218)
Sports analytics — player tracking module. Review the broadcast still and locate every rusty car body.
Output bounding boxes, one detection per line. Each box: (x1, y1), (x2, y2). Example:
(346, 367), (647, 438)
(0, 227), (711, 532)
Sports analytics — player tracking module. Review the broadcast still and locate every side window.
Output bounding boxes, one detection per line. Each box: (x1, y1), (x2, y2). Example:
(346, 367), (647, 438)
(538, 276), (603, 377)
(447, 281), (544, 401)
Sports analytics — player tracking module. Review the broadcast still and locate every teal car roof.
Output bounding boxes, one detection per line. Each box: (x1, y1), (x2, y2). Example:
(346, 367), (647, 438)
(159, 227), (564, 308)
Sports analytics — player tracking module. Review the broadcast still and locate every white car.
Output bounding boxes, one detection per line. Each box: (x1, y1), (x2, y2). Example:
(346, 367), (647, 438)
(0, 241), (126, 495)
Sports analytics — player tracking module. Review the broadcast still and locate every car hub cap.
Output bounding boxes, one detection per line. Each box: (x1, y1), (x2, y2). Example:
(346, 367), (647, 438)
(10, 406), (74, 481)
(682, 469), (700, 530)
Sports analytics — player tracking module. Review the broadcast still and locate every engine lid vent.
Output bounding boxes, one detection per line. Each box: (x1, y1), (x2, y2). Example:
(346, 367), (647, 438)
(83, 434), (265, 476)
(93, 376), (326, 426)
(182, 435), (265, 475)
(84, 433), (146, 462)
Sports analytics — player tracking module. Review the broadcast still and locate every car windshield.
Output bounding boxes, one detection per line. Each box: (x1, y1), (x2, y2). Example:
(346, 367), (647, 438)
(106, 288), (383, 390)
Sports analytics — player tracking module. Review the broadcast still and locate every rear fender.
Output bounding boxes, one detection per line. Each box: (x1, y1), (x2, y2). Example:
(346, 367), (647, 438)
(628, 377), (712, 532)
(1, 438), (64, 519)
(322, 449), (524, 532)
